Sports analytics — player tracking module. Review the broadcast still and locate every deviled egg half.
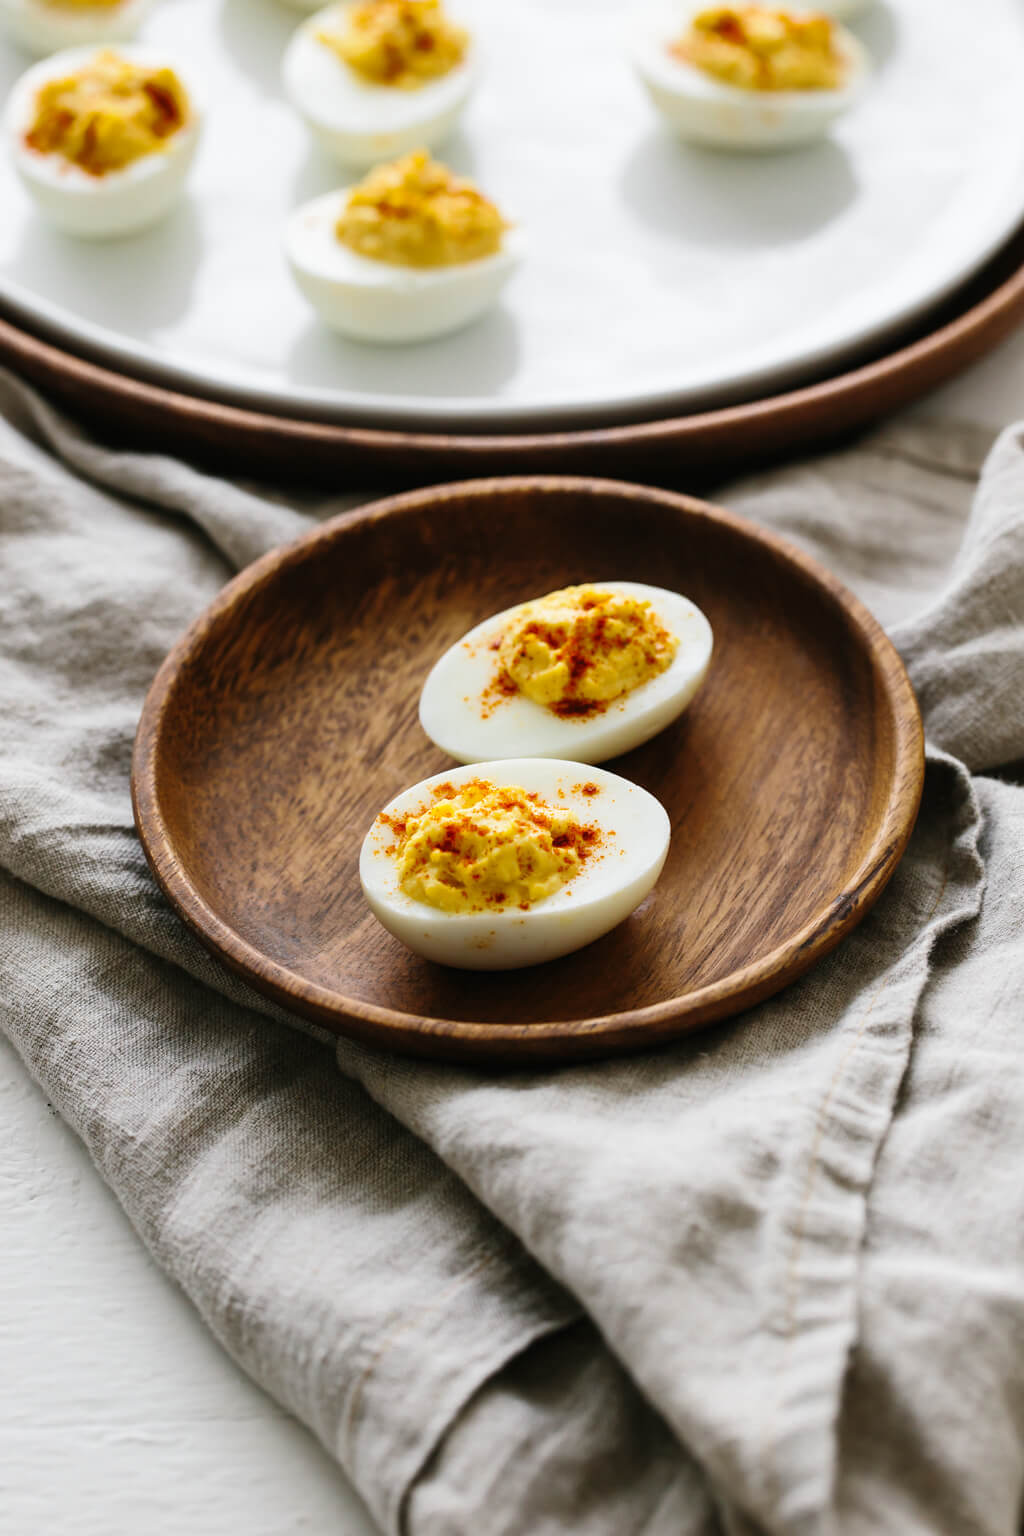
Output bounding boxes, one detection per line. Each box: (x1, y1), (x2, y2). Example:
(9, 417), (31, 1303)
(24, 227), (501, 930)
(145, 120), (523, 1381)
(7, 45), (200, 237)
(283, 0), (475, 169)
(420, 582), (713, 766)
(360, 761), (671, 970)
(633, 4), (869, 150)
(0, 0), (153, 58)
(286, 148), (521, 342)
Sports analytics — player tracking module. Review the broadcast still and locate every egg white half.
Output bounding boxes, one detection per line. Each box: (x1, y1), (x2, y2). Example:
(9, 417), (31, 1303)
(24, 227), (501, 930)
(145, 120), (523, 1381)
(0, 0), (153, 57)
(282, 1), (476, 167)
(420, 581), (713, 766)
(286, 186), (522, 341)
(632, 4), (869, 151)
(360, 758), (671, 970)
(6, 45), (201, 238)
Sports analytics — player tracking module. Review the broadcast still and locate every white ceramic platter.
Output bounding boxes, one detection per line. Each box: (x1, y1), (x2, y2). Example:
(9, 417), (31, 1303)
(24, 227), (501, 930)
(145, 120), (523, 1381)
(1, 0), (1023, 431)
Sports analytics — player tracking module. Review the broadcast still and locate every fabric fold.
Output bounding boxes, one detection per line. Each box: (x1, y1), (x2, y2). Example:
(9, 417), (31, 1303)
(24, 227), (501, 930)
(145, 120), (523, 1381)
(409, 1320), (718, 1536)
(0, 867), (583, 1536)
(834, 773), (1024, 1536)
(894, 422), (1024, 773)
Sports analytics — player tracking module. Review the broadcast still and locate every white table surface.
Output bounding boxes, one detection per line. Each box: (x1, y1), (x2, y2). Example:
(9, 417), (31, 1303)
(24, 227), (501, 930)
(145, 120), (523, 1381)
(3, 327), (1024, 1536)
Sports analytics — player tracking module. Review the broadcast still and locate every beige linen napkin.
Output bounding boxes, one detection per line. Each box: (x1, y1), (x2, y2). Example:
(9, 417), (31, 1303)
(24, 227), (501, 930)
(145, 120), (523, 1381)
(1, 369), (1022, 1535)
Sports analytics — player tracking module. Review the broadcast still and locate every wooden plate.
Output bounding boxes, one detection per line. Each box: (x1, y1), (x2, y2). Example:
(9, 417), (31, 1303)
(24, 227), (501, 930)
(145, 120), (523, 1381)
(4, 217), (1024, 484)
(132, 477), (924, 1063)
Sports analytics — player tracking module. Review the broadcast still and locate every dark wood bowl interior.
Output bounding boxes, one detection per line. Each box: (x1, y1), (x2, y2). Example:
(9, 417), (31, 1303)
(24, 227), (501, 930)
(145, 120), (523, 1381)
(133, 477), (923, 1062)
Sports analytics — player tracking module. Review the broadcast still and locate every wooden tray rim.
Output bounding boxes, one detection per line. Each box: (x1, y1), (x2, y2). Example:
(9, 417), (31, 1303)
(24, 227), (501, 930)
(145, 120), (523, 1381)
(131, 476), (926, 1063)
(2, 220), (1024, 462)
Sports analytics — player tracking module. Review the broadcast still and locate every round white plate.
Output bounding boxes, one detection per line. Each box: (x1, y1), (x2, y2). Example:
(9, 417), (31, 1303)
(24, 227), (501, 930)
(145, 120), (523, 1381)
(1, 0), (1023, 430)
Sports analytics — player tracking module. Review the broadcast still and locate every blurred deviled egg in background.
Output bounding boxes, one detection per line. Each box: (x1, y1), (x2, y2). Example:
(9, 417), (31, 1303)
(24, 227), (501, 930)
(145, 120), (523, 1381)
(283, 0), (475, 168)
(286, 148), (522, 342)
(0, 0), (153, 57)
(6, 45), (200, 237)
(633, 4), (869, 150)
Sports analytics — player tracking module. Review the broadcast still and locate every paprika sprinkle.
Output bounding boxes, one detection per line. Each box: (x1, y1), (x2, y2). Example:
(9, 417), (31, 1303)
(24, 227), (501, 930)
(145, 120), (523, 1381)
(494, 584), (679, 720)
(383, 778), (604, 913)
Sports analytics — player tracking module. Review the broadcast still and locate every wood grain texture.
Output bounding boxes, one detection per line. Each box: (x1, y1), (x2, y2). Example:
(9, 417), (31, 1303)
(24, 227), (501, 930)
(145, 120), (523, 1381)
(131, 477), (924, 1063)
(3, 220), (1024, 486)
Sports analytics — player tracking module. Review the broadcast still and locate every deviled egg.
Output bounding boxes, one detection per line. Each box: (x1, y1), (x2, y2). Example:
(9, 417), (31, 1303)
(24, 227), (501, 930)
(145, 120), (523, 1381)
(283, 0), (475, 168)
(7, 46), (200, 237)
(286, 148), (521, 342)
(420, 582), (713, 766)
(360, 761), (671, 970)
(0, 0), (152, 58)
(633, 5), (869, 150)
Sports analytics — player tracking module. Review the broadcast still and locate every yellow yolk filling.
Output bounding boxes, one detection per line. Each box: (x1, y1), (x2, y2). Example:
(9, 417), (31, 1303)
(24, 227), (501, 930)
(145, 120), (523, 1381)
(336, 150), (506, 268)
(385, 781), (598, 913)
(497, 586), (678, 718)
(673, 7), (845, 92)
(25, 50), (189, 175)
(41, 0), (124, 8)
(318, 0), (468, 90)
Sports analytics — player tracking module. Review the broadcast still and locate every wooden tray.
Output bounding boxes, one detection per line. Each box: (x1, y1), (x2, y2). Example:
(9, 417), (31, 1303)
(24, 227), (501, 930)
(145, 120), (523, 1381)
(132, 477), (924, 1064)
(3, 221), (1024, 488)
